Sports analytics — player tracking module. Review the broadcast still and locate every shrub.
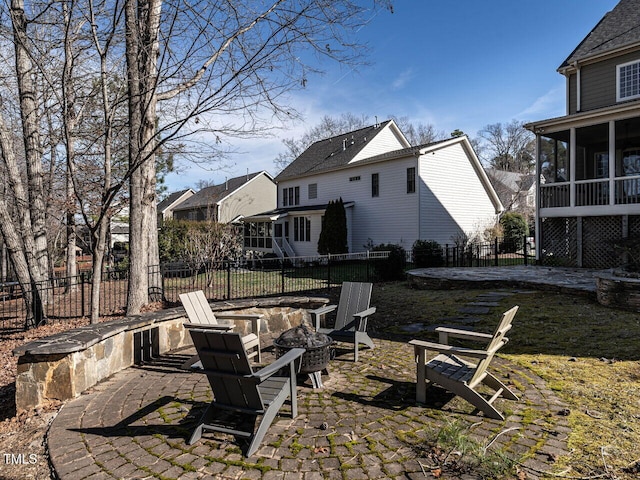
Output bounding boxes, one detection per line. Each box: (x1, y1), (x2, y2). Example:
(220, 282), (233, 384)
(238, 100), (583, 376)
(499, 212), (528, 253)
(371, 243), (406, 281)
(318, 198), (348, 254)
(412, 240), (444, 267)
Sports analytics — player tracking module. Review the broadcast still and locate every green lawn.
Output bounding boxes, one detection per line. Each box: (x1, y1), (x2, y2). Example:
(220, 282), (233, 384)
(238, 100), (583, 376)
(372, 282), (640, 479)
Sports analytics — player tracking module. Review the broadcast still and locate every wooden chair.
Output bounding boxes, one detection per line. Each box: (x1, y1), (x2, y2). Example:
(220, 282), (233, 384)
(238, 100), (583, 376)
(184, 325), (304, 457)
(311, 281), (376, 362)
(180, 290), (262, 364)
(409, 306), (519, 420)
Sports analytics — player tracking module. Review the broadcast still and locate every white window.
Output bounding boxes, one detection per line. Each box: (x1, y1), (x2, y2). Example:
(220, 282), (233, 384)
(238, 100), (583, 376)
(617, 60), (640, 102)
(282, 186), (300, 206)
(308, 183), (317, 199)
(293, 216), (311, 242)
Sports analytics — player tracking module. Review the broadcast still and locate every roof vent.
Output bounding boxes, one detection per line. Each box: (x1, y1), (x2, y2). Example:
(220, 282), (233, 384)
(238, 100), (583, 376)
(342, 139), (347, 151)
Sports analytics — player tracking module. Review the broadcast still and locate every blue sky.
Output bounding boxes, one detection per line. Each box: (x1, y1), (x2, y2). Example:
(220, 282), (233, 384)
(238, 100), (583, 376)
(163, 0), (620, 193)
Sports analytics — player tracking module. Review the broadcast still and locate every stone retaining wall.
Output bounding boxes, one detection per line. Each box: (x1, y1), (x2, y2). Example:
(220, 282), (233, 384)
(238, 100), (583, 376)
(596, 272), (640, 311)
(13, 296), (328, 412)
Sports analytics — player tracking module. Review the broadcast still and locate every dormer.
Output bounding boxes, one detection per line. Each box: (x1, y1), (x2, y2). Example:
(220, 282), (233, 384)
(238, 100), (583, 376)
(558, 0), (640, 114)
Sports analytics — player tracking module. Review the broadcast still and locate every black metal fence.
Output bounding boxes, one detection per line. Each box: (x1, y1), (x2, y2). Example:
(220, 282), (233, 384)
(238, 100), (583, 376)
(440, 237), (535, 268)
(0, 252), (387, 331)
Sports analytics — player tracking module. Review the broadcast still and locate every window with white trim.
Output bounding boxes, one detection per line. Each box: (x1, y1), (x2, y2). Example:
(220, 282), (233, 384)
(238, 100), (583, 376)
(617, 59), (640, 102)
(406, 167), (416, 193)
(282, 186), (300, 207)
(293, 216), (311, 242)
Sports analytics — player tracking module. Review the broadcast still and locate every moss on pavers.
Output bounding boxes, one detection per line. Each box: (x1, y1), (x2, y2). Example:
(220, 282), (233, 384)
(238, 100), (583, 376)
(48, 327), (569, 480)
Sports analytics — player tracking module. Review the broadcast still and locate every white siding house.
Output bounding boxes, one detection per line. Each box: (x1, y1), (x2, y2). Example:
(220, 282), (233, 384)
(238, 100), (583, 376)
(244, 120), (502, 257)
(173, 171), (276, 224)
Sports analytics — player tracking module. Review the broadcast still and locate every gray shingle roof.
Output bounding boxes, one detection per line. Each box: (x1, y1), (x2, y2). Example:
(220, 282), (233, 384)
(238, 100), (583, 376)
(560, 0), (640, 69)
(158, 189), (192, 212)
(173, 172), (264, 211)
(276, 120), (393, 181)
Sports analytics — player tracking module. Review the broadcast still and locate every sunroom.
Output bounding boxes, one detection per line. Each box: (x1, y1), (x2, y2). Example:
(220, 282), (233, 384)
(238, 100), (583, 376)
(530, 109), (640, 216)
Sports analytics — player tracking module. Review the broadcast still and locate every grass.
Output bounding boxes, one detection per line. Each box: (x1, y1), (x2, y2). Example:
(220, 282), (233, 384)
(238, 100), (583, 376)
(372, 282), (640, 479)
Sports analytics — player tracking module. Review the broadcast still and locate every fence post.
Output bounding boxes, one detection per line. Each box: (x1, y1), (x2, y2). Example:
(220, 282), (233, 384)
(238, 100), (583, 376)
(476, 246), (480, 267)
(445, 244), (449, 267)
(80, 272), (86, 318)
(226, 262), (231, 299)
(494, 238), (499, 266)
(281, 259), (285, 294)
(366, 251), (370, 282)
(327, 254), (331, 290)
(523, 235), (528, 266)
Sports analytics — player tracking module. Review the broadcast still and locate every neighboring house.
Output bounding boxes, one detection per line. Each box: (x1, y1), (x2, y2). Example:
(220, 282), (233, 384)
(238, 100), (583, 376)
(172, 171), (276, 223)
(157, 189), (195, 225)
(244, 120), (502, 257)
(485, 169), (536, 223)
(525, 0), (640, 268)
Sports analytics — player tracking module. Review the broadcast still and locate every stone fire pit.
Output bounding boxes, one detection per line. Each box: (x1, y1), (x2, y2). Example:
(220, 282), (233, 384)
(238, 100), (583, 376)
(274, 324), (333, 388)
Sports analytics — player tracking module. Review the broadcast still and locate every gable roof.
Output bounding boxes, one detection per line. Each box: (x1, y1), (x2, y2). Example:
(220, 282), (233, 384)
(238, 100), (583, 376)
(276, 120), (409, 181)
(158, 189), (194, 213)
(559, 0), (640, 70)
(173, 171), (272, 211)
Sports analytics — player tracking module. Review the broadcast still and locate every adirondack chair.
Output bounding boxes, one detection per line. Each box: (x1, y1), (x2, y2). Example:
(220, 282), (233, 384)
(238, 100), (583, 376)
(409, 306), (519, 420)
(311, 281), (376, 362)
(180, 290), (262, 364)
(184, 325), (304, 456)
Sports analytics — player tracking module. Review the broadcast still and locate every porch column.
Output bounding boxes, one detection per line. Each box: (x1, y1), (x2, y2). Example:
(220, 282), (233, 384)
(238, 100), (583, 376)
(609, 120), (616, 205)
(535, 134), (542, 262)
(570, 127), (576, 207)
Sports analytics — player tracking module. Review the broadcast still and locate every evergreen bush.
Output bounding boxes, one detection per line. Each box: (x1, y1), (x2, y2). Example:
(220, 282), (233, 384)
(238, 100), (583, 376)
(499, 212), (528, 253)
(412, 239), (444, 267)
(371, 243), (406, 281)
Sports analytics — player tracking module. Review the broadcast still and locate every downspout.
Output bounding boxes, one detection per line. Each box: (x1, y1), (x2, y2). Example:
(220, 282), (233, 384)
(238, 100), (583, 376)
(416, 152), (421, 245)
(574, 61), (581, 112)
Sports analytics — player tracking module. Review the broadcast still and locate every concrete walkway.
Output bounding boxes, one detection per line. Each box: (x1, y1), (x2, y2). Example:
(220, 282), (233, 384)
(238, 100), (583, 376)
(48, 313), (572, 479)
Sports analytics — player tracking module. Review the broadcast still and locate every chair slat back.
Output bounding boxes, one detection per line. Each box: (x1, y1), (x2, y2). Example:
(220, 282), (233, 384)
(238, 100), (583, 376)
(187, 329), (263, 411)
(468, 305), (518, 386)
(335, 282), (372, 331)
(180, 291), (219, 325)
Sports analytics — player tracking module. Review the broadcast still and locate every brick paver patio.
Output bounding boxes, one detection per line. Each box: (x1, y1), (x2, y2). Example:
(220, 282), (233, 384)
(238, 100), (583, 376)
(48, 328), (571, 479)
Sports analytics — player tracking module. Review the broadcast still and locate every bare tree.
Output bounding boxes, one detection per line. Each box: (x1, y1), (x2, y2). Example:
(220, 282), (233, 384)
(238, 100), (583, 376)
(391, 115), (446, 146)
(123, 0), (391, 314)
(478, 120), (535, 174)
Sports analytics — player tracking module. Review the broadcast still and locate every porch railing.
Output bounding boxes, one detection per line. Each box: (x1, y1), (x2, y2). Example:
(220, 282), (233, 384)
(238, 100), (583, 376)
(540, 183), (570, 208)
(575, 179), (609, 206)
(541, 175), (640, 208)
(615, 176), (640, 204)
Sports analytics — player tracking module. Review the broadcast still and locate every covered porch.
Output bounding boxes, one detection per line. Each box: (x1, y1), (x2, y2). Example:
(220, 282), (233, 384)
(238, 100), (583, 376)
(242, 202), (354, 259)
(531, 108), (640, 215)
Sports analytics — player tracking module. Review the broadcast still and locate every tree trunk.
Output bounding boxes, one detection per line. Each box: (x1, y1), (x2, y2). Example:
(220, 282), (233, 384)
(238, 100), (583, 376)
(125, 0), (162, 315)
(10, 0), (50, 286)
(0, 110), (47, 326)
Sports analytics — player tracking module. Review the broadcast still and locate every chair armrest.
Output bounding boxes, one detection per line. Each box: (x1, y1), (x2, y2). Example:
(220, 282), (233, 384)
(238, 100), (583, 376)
(311, 304), (337, 329)
(409, 339), (489, 359)
(352, 306), (376, 330)
(354, 306), (376, 319)
(216, 313), (262, 334)
(435, 327), (493, 344)
(184, 323), (234, 332)
(254, 348), (305, 382)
